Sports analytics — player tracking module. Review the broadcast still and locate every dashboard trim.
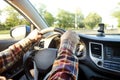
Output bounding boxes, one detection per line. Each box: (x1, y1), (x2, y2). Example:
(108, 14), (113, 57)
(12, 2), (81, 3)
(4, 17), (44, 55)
(89, 42), (104, 67)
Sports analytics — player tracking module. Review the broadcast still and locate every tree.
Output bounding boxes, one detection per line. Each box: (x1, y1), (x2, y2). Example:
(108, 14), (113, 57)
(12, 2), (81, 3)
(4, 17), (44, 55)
(55, 9), (74, 28)
(38, 4), (46, 15)
(84, 12), (102, 29)
(3, 6), (29, 30)
(75, 9), (85, 28)
(44, 11), (54, 26)
(0, 9), (6, 30)
(38, 4), (54, 27)
(112, 2), (120, 27)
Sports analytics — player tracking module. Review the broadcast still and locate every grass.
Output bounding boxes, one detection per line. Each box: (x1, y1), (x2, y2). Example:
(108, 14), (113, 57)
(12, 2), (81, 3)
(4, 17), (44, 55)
(0, 30), (10, 34)
(0, 28), (120, 35)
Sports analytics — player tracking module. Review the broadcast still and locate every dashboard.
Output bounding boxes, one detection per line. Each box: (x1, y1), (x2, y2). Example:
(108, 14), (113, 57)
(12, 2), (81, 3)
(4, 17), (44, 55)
(31, 33), (120, 80)
(1, 32), (120, 80)
(39, 33), (120, 80)
(78, 33), (120, 80)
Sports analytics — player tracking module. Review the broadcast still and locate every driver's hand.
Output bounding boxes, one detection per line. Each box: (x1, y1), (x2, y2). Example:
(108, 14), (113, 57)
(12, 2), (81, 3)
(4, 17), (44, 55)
(26, 29), (42, 43)
(30, 69), (34, 77)
(0, 76), (6, 80)
(0, 76), (12, 80)
(60, 30), (79, 53)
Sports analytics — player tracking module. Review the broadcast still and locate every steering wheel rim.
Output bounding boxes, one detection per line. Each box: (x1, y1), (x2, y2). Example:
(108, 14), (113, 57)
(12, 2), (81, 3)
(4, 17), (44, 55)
(40, 27), (65, 34)
(23, 27), (65, 80)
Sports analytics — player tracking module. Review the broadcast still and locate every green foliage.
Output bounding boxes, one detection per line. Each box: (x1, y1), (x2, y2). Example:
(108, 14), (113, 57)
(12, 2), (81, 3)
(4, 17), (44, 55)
(38, 4), (54, 27)
(0, 3), (104, 30)
(75, 9), (85, 28)
(0, 23), (5, 30)
(2, 6), (29, 30)
(0, 10), (2, 23)
(54, 9), (85, 29)
(112, 3), (120, 27)
(0, 9), (4, 30)
(43, 11), (54, 26)
(37, 4), (85, 29)
(55, 9), (75, 28)
(38, 4), (47, 15)
(84, 12), (102, 29)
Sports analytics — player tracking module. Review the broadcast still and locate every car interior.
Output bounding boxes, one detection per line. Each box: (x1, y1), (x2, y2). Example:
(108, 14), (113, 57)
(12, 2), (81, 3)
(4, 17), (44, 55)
(0, 0), (120, 80)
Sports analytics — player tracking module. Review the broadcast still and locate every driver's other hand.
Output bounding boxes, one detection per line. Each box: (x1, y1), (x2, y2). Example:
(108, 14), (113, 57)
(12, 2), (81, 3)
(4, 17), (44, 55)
(0, 76), (12, 80)
(60, 30), (79, 51)
(26, 29), (42, 43)
(0, 76), (6, 80)
(30, 69), (34, 77)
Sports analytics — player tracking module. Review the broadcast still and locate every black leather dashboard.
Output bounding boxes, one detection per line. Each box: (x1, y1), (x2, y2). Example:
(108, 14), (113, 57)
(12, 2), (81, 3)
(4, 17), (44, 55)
(78, 33), (120, 80)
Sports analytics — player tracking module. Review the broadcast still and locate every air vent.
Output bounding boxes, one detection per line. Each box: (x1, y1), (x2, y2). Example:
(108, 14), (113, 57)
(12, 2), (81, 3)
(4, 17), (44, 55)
(90, 42), (102, 58)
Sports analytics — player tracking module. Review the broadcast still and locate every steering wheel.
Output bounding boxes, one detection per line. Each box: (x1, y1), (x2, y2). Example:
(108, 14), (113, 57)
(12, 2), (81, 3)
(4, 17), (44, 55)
(23, 27), (65, 80)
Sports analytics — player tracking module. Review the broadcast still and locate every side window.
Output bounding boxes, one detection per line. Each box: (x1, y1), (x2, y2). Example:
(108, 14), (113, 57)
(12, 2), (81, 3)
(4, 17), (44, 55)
(0, 1), (30, 40)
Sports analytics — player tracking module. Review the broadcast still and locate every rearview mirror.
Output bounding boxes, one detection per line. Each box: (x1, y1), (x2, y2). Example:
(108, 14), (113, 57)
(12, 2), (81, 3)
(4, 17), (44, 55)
(10, 25), (30, 40)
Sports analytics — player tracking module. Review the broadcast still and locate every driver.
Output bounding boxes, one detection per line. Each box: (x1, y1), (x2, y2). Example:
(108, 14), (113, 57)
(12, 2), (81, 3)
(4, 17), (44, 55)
(0, 29), (79, 80)
(0, 29), (42, 80)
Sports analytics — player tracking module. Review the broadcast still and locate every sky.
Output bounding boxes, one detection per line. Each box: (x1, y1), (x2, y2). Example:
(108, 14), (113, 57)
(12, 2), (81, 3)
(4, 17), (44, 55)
(0, 0), (8, 22)
(0, 0), (8, 9)
(0, 0), (120, 26)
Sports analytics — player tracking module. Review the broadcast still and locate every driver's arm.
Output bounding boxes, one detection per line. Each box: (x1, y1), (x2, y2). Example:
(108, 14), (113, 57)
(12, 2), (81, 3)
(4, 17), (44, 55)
(0, 29), (42, 74)
(48, 31), (79, 80)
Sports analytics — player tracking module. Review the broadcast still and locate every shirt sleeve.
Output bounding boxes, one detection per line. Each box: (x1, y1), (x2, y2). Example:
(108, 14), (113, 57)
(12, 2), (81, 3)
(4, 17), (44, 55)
(0, 38), (32, 73)
(48, 39), (79, 80)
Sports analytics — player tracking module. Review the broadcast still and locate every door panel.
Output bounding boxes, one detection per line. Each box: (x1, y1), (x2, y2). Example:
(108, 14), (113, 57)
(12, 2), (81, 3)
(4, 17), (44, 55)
(0, 39), (19, 51)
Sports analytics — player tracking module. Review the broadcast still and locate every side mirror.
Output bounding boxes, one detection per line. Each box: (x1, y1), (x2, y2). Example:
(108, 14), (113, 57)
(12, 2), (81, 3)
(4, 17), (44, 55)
(10, 25), (30, 40)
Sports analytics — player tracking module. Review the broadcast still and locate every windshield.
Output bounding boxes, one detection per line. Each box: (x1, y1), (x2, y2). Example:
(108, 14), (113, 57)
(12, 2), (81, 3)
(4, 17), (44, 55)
(29, 0), (120, 34)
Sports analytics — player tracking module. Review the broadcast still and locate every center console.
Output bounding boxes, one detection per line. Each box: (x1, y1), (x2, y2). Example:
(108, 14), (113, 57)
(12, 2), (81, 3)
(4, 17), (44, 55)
(89, 42), (120, 73)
